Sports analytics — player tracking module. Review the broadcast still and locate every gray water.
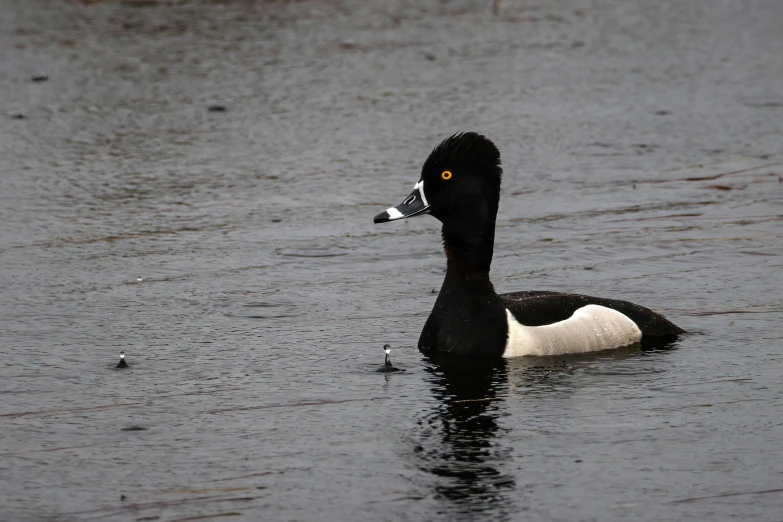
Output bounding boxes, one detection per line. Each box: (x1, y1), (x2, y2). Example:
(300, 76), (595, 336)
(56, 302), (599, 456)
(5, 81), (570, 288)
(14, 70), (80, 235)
(1, 0), (782, 520)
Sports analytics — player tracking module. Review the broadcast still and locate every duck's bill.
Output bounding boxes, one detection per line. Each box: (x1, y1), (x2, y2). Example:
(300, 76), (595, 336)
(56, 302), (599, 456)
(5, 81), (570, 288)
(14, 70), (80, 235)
(373, 180), (430, 224)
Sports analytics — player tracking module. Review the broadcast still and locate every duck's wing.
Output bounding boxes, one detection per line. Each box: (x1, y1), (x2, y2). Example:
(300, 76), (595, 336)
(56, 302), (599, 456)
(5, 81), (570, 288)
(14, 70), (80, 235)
(500, 291), (684, 338)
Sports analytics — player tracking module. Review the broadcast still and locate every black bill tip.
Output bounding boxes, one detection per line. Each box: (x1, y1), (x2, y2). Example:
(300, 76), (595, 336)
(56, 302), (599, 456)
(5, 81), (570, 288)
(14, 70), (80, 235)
(373, 211), (391, 224)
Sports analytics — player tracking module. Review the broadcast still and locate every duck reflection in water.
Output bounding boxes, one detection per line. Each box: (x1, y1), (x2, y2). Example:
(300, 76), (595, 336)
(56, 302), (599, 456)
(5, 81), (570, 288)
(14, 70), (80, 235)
(413, 346), (669, 519)
(414, 354), (515, 519)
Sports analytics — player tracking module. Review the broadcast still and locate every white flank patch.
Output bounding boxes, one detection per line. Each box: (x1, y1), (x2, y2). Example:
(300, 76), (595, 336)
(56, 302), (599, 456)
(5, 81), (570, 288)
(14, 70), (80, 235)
(503, 304), (642, 357)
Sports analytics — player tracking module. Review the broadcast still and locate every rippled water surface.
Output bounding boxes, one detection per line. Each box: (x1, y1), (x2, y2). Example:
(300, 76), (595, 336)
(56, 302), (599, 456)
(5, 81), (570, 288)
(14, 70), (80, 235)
(1, 0), (782, 520)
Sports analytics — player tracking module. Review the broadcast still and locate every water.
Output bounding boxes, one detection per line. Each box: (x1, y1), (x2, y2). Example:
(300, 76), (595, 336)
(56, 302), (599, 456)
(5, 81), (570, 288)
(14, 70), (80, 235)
(1, 0), (782, 520)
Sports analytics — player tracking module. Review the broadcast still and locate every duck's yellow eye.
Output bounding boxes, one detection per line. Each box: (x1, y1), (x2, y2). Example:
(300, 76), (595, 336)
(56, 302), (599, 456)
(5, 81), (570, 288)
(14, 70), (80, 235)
(441, 170), (453, 180)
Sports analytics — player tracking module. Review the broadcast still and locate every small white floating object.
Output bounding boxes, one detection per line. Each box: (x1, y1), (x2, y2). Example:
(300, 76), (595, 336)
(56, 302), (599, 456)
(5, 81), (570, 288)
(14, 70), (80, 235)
(376, 344), (403, 373)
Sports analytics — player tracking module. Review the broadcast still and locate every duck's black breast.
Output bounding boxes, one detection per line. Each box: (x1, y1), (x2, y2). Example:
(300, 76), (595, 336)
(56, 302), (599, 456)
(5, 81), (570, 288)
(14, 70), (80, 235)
(418, 283), (510, 357)
(501, 291), (684, 338)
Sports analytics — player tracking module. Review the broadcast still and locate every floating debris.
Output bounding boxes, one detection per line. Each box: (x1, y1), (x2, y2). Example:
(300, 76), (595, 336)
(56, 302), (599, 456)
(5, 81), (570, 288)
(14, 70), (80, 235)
(31, 74), (49, 82)
(376, 344), (403, 373)
(207, 104), (227, 112)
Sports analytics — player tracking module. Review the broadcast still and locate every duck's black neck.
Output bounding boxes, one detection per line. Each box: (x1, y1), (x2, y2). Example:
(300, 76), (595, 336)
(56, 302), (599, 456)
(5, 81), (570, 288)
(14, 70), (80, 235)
(441, 216), (497, 289)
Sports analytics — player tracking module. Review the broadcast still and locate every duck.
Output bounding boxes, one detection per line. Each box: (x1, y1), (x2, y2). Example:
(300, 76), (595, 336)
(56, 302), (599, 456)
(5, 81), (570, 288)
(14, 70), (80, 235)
(373, 132), (684, 358)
